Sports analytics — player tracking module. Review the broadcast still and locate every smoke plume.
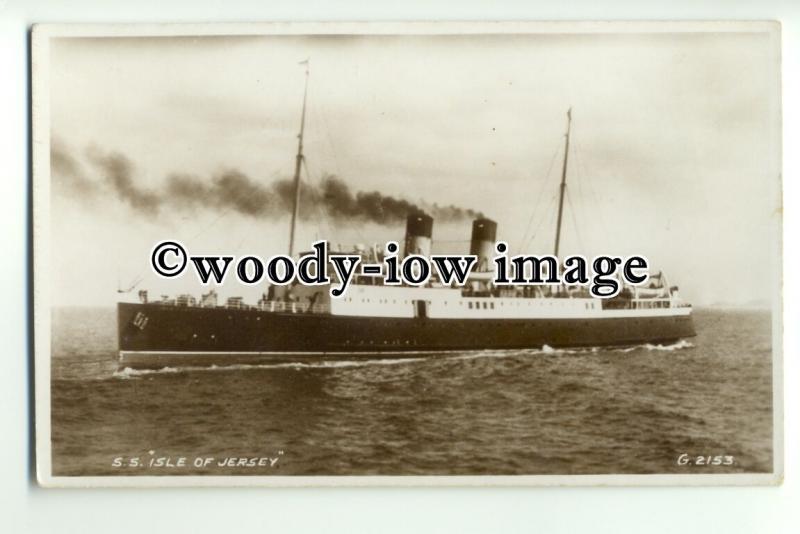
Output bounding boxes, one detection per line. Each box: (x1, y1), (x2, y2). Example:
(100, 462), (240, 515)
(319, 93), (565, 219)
(50, 140), (98, 196)
(86, 148), (162, 215)
(51, 143), (483, 224)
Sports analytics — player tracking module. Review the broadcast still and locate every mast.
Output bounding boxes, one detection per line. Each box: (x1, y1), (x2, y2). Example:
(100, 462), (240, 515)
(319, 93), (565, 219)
(553, 107), (572, 258)
(288, 59), (310, 257)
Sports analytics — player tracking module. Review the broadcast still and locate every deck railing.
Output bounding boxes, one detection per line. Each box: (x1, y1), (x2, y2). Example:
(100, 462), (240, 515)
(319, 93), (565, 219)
(158, 296), (686, 313)
(603, 298), (686, 310)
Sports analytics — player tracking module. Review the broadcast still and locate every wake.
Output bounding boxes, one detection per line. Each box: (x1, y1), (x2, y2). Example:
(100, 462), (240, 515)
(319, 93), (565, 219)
(112, 339), (694, 379)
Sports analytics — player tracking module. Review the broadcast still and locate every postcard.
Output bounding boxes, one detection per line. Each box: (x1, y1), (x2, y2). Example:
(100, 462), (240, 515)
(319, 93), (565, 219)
(32, 21), (782, 486)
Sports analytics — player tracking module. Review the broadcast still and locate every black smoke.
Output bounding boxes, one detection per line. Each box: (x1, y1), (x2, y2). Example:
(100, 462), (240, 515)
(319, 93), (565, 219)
(166, 171), (282, 217)
(50, 140), (98, 196)
(51, 144), (483, 224)
(86, 148), (162, 215)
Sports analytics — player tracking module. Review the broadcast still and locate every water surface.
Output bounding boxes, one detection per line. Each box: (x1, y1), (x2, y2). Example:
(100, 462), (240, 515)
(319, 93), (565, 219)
(50, 307), (774, 476)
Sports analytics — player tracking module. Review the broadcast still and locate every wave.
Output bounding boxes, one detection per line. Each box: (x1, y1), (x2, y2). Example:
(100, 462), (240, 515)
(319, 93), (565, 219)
(113, 366), (181, 379)
(111, 340), (694, 379)
(644, 339), (695, 351)
(453, 340), (693, 360)
(612, 339), (695, 353)
(112, 356), (430, 378)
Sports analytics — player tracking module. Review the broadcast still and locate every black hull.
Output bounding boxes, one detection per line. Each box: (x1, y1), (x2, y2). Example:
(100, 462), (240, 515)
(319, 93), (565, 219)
(117, 302), (696, 369)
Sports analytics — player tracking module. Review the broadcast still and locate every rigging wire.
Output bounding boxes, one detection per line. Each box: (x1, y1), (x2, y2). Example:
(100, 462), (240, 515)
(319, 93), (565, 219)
(318, 96), (345, 181)
(566, 188), (585, 254)
(573, 136), (611, 239)
(120, 208), (234, 292)
(516, 138), (563, 253)
(189, 209), (231, 241)
(300, 155), (334, 240)
(523, 192), (558, 253)
(570, 131), (591, 246)
(306, 95), (371, 247)
(303, 155), (370, 247)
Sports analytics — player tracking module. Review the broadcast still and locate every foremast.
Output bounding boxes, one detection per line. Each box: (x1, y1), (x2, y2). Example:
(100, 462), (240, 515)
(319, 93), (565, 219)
(288, 59), (310, 258)
(553, 108), (572, 258)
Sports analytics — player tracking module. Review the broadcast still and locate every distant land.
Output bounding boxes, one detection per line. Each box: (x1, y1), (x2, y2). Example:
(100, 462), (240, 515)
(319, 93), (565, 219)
(703, 299), (772, 311)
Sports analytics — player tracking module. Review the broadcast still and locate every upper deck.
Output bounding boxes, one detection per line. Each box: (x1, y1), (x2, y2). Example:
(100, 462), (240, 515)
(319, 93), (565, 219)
(137, 280), (691, 320)
(329, 283), (691, 319)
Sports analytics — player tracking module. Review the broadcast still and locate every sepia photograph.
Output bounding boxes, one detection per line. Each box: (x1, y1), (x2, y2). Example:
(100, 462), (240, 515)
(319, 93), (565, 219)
(32, 22), (782, 486)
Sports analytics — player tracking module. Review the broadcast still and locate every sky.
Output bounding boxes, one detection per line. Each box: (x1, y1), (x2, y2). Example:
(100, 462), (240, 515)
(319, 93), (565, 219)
(46, 30), (781, 307)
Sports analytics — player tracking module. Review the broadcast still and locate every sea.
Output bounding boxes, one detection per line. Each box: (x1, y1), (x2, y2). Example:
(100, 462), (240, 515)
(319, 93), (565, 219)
(49, 307), (774, 477)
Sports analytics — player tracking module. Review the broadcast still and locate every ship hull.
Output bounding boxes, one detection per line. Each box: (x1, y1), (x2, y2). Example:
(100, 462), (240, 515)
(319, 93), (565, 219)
(117, 302), (696, 369)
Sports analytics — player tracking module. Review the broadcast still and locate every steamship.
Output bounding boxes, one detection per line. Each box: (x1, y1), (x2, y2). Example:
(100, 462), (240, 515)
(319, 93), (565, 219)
(117, 69), (695, 369)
